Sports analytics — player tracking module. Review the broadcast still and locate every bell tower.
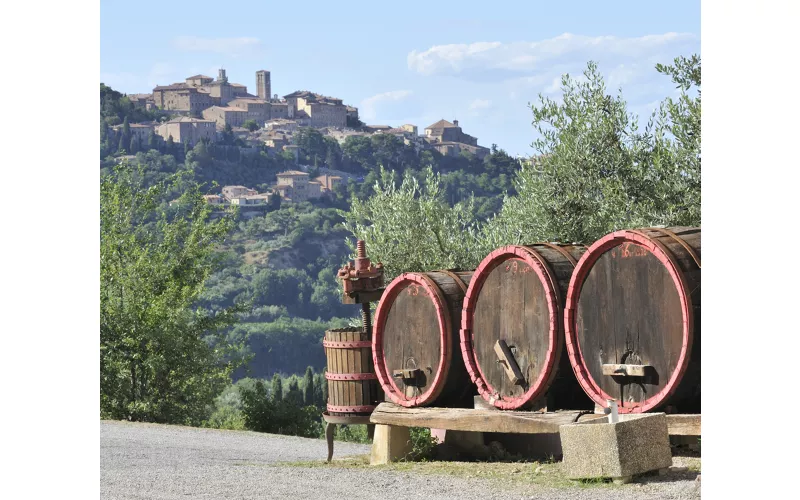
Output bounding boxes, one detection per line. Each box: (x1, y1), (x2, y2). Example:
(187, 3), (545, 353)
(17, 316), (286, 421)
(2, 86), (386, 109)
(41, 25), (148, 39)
(256, 70), (271, 101)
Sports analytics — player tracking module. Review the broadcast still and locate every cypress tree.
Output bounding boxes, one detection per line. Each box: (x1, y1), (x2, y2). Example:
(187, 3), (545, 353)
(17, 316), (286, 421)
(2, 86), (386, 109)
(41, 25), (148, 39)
(129, 135), (139, 154)
(285, 376), (302, 406)
(303, 367), (314, 406)
(148, 131), (157, 151)
(184, 140), (191, 156)
(270, 373), (283, 402)
(118, 135), (126, 155)
(313, 372), (325, 407)
(166, 135), (175, 155)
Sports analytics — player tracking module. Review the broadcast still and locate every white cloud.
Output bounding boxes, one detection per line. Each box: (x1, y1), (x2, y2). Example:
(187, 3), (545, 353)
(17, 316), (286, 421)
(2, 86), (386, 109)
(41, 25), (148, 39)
(172, 36), (265, 58)
(360, 90), (413, 121)
(407, 32), (698, 82)
(469, 99), (491, 110)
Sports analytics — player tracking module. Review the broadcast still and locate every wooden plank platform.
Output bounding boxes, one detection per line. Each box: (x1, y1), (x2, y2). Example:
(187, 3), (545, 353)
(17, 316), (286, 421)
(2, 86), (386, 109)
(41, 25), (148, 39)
(370, 403), (586, 434)
(370, 402), (701, 436)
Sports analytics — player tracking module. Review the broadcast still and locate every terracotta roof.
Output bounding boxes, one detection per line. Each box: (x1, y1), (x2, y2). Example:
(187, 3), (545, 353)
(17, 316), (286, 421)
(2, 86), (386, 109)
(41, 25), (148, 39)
(230, 83), (246, 87)
(426, 119), (457, 130)
(277, 170), (308, 177)
(187, 74), (213, 80)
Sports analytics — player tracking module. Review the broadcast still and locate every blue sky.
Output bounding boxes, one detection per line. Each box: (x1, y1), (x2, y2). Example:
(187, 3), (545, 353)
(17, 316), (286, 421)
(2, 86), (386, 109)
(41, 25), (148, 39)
(101, 0), (700, 157)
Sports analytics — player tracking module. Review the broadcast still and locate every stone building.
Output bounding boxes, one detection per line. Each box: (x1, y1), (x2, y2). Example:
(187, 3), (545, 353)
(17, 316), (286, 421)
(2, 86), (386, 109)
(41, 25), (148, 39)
(112, 122), (155, 144)
(203, 194), (224, 205)
(222, 185), (258, 200)
(346, 106), (359, 123)
(424, 119), (478, 146)
(155, 117), (216, 146)
(314, 174), (343, 193)
(424, 119), (489, 159)
(284, 91), (347, 128)
(151, 84), (215, 113)
(274, 170), (325, 202)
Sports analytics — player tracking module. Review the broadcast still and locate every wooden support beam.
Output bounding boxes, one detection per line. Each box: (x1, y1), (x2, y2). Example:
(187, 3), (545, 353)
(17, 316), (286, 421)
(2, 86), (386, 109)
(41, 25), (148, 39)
(370, 402), (582, 434)
(601, 364), (652, 377)
(494, 339), (525, 385)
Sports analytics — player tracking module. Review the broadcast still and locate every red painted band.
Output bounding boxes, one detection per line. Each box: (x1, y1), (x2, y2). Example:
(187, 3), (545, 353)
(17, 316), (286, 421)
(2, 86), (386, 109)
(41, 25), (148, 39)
(323, 340), (372, 349)
(325, 372), (378, 381)
(326, 404), (376, 413)
(373, 272), (453, 407)
(564, 228), (696, 413)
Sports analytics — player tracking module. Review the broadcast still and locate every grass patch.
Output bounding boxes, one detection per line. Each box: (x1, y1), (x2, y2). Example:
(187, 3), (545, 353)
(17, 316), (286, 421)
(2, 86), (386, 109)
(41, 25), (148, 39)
(276, 455), (617, 490)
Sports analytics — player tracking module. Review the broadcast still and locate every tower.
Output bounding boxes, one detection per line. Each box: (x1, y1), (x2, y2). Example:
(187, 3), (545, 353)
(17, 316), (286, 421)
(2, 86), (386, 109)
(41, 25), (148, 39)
(256, 70), (271, 101)
(218, 68), (228, 82)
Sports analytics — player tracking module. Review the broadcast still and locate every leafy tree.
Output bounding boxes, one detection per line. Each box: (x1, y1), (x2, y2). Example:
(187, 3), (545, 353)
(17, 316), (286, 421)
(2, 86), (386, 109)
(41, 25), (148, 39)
(342, 166), (486, 280)
(293, 127), (327, 163)
(270, 373), (283, 401)
(166, 135), (175, 155)
(303, 366), (314, 405)
(485, 58), (701, 246)
(342, 135), (374, 171)
(184, 140), (191, 156)
(243, 119), (260, 132)
(100, 162), (245, 424)
(220, 123), (235, 145)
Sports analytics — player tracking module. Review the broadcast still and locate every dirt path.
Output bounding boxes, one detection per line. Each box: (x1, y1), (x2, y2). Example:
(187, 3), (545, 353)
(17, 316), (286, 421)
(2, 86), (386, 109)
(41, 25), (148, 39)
(101, 420), (700, 500)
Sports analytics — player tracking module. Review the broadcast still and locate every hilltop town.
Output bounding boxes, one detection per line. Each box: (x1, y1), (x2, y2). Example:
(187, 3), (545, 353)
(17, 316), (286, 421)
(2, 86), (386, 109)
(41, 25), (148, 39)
(109, 67), (492, 206)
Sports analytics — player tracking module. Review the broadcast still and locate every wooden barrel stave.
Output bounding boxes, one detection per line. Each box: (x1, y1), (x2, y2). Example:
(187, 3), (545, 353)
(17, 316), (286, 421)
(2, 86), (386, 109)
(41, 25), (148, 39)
(373, 271), (474, 408)
(565, 226), (701, 413)
(461, 244), (593, 411)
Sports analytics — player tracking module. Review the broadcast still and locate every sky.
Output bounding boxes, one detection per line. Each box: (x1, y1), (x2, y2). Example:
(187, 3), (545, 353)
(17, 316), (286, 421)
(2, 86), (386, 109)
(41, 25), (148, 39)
(101, 0), (700, 157)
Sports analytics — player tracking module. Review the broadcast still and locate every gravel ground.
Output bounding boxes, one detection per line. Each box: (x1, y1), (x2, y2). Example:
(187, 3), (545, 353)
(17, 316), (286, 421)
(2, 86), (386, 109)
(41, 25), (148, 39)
(101, 420), (700, 500)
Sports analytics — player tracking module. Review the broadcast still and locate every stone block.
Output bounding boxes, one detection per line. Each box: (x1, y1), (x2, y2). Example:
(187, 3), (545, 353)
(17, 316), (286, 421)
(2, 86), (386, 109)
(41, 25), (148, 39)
(370, 425), (412, 465)
(559, 413), (672, 480)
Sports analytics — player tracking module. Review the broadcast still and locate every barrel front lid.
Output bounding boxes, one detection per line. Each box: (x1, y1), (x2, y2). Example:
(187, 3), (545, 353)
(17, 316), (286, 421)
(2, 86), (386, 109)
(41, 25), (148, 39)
(373, 272), (452, 407)
(564, 229), (696, 413)
(460, 245), (562, 410)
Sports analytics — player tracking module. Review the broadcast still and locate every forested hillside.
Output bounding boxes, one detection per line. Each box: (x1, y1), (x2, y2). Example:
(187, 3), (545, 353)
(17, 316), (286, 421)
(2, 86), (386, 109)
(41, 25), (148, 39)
(100, 56), (700, 433)
(99, 96), (523, 382)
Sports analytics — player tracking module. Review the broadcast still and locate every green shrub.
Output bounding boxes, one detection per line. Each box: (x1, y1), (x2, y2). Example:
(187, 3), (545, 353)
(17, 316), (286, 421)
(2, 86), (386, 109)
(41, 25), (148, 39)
(239, 379), (322, 438)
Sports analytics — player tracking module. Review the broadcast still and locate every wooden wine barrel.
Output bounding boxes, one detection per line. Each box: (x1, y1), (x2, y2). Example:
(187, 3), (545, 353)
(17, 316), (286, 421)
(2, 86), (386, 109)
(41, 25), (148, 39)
(373, 271), (474, 408)
(324, 328), (382, 416)
(565, 227), (701, 413)
(460, 244), (593, 410)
